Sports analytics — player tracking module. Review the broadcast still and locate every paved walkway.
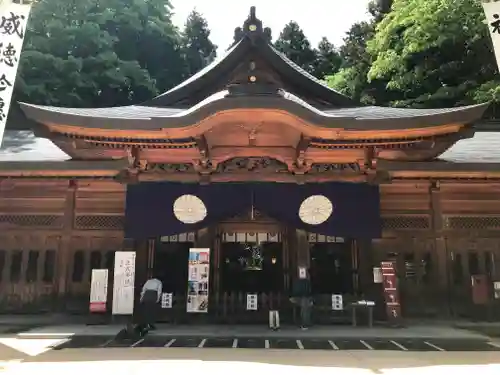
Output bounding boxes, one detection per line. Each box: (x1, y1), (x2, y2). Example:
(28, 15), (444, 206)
(13, 323), (489, 339)
(3, 349), (500, 375)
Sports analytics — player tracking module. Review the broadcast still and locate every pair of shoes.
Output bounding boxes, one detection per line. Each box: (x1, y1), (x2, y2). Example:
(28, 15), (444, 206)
(300, 326), (308, 330)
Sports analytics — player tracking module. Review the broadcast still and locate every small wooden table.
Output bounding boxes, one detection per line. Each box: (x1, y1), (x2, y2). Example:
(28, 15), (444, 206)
(349, 300), (375, 328)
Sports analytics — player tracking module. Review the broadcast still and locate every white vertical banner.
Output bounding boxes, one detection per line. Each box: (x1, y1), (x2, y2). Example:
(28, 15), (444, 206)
(112, 251), (136, 315)
(161, 292), (172, 308)
(246, 294), (258, 310)
(331, 294), (344, 311)
(483, 0), (500, 71)
(89, 269), (108, 313)
(186, 248), (210, 313)
(0, 1), (31, 145)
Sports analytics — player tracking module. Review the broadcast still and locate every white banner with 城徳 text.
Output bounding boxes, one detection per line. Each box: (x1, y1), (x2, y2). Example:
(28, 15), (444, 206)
(0, 1), (31, 146)
(112, 251), (136, 315)
(483, 0), (500, 71)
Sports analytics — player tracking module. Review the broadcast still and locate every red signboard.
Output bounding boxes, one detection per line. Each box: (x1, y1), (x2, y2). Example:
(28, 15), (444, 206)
(380, 261), (401, 321)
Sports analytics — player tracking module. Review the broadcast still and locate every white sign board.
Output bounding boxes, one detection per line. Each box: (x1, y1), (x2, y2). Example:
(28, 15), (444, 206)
(89, 269), (108, 313)
(112, 251), (136, 315)
(483, 1), (500, 71)
(161, 292), (173, 308)
(246, 293), (258, 310)
(187, 248), (210, 313)
(298, 266), (307, 279)
(332, 294), (343, 310)
(0, 2), (31, 145)
(373, 267), (383, 283)
(494, 281), (500, 299)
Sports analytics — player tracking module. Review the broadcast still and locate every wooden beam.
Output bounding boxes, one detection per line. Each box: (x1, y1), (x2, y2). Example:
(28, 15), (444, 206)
(138, 171), (368, 183)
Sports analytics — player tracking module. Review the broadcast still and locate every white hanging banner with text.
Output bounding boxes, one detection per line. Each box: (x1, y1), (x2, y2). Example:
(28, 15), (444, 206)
(112, 251), (136, 315)
(483, 0), (500, 71)
(89, 269), (108, 313)
(0, 2), (31, 145)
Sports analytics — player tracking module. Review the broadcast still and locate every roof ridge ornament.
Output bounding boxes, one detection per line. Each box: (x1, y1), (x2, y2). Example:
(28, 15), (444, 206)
(241, 6), (266, 44)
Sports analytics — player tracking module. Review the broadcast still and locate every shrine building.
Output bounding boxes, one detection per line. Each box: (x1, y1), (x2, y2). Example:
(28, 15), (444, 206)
(0, 7), (498, 322)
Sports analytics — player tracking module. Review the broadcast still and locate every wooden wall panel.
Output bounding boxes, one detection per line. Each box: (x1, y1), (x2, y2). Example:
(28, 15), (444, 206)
(380, 182), (431, 213)
(440, 183), (500, 215)
(379, 182), (432, 236)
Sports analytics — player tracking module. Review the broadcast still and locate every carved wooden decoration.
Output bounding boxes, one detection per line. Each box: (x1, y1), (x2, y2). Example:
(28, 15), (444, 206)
(146, 163), (195, 173)
(307, 163), (361, 174)
(216, 157), (289, 173)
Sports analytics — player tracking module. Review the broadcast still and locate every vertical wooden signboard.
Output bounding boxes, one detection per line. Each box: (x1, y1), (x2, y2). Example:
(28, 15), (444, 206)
(380, 261), (402, 323)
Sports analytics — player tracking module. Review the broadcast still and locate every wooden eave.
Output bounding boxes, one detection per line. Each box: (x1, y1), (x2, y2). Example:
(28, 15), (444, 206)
(377, 160), (500, 179)
(0, 160), (127, 178)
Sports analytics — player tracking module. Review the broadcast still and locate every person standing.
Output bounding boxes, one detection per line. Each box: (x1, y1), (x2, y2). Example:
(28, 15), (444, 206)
(292, 267), (312, 330)
(137, 276), (162, 334)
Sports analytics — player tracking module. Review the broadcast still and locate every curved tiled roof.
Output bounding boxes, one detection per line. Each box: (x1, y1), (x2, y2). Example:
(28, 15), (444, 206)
(19, 91), (489, 132)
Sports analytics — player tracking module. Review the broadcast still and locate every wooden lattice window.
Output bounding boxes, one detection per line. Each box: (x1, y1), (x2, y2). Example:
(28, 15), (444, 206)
(90, 251), (102, 270)
(104, 251), (115, 271)
(0, 250), (5, 283)
(72, 251), (85, 282)
(9, 251), (22, 283)
(0, 215), (63, 228)
(75, 215), (124, 230)
(26, 250), (39, 283)
(382, 216), (430, 230)
(452, 253), (464, 284)
(445, 216), (500, 230)
(43, 250), (56, 283)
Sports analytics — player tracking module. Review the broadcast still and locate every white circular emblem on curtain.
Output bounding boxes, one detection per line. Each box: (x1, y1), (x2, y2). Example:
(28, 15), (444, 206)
(173, 194), (207, 224)
(298, 195), (333, 225)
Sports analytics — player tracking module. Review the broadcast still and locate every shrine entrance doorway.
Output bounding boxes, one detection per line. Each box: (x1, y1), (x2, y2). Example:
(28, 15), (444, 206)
(219, 231), (284, 294)
(308, 234), (357, 296)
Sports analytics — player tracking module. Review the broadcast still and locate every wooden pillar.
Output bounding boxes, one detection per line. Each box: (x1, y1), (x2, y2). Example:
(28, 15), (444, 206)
(356, 239), (374, 297)
(283, 226), (290, 291)
(430, 181), (451, 315)
(295, 229), (310, 273)
(56, 180), (76, 307)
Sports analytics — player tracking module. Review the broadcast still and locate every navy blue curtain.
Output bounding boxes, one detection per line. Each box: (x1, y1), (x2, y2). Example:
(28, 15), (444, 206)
(253, 183), (381, 239)
(125, 182), (252, 239)
(125, 182), (381, 239)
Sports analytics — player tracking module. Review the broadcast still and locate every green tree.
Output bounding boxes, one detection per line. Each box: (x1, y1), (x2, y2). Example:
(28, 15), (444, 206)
(15, 0), (184, 107)
(275, 21), (316, 75)
(181, 9), (217, 77)
(326, 0), (393, 104)
(312, 37), (342, 80)
(326, 22), (380, 104)
(367, 0), (497, 108)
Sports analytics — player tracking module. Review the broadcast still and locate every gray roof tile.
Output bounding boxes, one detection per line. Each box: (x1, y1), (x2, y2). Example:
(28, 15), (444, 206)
(440, 132), (500, 163)
(21, 92), (486, 121)
(0, 131), (69, 161)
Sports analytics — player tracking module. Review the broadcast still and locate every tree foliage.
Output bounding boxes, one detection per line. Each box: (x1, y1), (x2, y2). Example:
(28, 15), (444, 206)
(367, 0), (497, 108)
(312, 37), (342, 80)
(275, 21), (317, 75)
(181, 9), (217, 78)
(15, 0), (186, 107)
(326, 0), (393, 104)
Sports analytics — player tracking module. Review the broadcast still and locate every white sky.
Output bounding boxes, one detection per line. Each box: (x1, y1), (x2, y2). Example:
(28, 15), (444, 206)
(170, 0), (372, 51)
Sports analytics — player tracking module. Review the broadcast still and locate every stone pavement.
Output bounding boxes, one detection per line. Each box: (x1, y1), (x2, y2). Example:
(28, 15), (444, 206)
(13, 322), (491, 339)
(4, 348), (500, 375)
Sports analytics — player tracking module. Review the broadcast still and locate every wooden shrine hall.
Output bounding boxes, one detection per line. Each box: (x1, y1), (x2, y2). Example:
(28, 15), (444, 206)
(0, 7), (499, 322)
